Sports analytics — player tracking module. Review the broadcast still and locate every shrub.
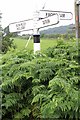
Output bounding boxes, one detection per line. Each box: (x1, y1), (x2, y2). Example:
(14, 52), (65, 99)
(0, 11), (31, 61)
(1, 33), (16, 54)
(1, 40), (79, 120)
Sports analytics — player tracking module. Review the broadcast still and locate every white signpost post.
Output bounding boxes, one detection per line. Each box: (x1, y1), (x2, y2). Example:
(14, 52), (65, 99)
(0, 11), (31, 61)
(5, 9), (73, 53)
(33, 12), (59, 53)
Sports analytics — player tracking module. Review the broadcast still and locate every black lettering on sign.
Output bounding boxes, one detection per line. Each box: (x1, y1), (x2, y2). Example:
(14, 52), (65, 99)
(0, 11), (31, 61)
(16, 22), (26, 30)
(60, 14), (65, 18)
(46, 13), (56, 17)
(42, 19), (50, 25)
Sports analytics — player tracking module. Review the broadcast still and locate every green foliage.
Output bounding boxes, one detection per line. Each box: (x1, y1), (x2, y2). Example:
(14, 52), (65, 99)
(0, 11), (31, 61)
(14, 107), (31, 119)
(1, 33), (16, 54)
(1, 40), (80, 120)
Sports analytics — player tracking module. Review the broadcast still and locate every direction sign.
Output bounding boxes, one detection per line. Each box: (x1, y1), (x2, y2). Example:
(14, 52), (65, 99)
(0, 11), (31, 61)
(9, 19), (33, 33)
(35, 14), (59, 29)
(9, 14), (59, 33)
(39, 10), (73, 20)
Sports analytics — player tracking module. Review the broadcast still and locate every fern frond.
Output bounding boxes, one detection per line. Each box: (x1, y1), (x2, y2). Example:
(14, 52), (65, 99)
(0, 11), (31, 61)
(2, 93), (23, 109)
(32, 85), (45, 96)
(32, 94), (47, 105)
(13, 107), (31, 119)
(49, 77), (71, 94)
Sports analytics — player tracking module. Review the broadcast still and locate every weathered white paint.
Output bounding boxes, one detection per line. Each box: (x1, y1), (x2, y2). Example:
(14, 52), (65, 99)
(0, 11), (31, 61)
(34, 43), (40, 53)
(36, 14), (59, 28)
(9, 19), (33, 32)
(39, 10), (73, 20)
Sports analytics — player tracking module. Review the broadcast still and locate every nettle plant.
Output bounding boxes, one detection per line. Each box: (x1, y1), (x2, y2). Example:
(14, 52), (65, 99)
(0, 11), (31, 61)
(1, 40), (80, 120)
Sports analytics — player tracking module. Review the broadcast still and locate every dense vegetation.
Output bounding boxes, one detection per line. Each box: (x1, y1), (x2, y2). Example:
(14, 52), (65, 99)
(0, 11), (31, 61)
(0, 33), (16, 54)
(1, 39), (79, 120)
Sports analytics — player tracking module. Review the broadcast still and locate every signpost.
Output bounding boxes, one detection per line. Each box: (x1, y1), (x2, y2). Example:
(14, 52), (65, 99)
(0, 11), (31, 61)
(4, 8), (73, 53)
(33, 12), (59, 53)
(9, 12), (59, 53)
(39, 10), (73, 20)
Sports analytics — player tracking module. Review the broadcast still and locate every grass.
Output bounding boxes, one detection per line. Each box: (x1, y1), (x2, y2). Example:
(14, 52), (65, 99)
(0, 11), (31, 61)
(13, 37), (77, 54)
(13, 37), (58, 52)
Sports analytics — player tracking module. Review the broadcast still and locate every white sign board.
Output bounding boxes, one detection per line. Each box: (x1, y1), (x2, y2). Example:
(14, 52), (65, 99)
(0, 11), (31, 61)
(39, 10), (73, 20)
(9, 19), (33, 32)
(35, 14), (59, 29)
(9, 14), (59, 32)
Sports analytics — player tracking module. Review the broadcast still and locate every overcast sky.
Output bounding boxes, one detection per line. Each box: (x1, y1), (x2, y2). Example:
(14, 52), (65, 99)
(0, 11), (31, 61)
(0, 0), (75, 33)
